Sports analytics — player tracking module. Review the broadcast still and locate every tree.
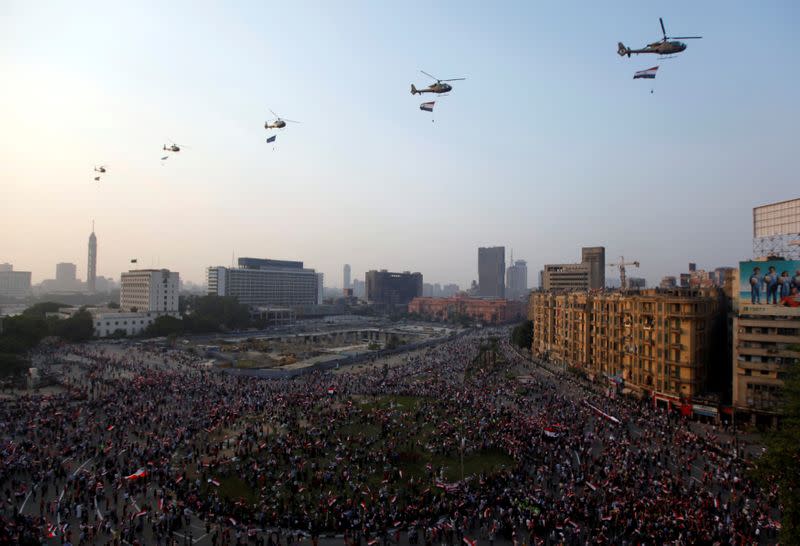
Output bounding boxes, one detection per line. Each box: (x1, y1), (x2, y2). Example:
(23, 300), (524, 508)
(754, 345), (800, 544)
(21, 301), (66, 318)
(510, 320), (533, 350)
(145, 315), (185, 337)
(0, 353), (30, 379)
(185, 295), (251, 332)
(0, 314), (50, 353)
(52, 310), (94, 342)
(107, 301), (120, 309)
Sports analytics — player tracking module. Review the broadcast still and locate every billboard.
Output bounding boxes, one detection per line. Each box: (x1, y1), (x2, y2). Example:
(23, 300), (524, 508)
(739, 260), (800, 307)
(753, 198), (800, 238)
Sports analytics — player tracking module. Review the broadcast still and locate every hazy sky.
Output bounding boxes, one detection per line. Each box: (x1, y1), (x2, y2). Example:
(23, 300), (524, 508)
(2, 1), (797, 288)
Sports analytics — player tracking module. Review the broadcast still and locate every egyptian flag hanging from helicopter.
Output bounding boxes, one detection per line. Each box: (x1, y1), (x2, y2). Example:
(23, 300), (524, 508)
(633, 66), (659, 79)
(420, 101), (435, 112)
(266, 135), (277, 144)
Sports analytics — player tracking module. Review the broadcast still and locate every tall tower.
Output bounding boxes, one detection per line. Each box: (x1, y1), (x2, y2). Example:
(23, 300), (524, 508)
(87, 221), (97, 293)
(581, 246), (605, 290)
(478, 246), (505, 298)
(343, 264), (351, 290)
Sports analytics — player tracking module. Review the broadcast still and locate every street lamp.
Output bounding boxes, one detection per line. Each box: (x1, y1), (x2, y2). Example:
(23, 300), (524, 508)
(460, 437), (465, 482)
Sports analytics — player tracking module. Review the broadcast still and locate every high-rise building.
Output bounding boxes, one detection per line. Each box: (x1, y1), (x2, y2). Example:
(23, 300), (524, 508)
(352, 278), (366, 299)
(316, 272), (324, 305)
(628, 277), (646, 289)
(752, 198), (800, 260)
(87, 225), (97, 293)
(581, 247), (606, 290)
(0, 265), (31, 298)
(529, 288), (720, 401)
(733, 260), (800, 426)
(478, 246), (505, 298)
(208, 257), (319, 307)
(541, 246), (605, 292)
(343, 264), (351, 290)
(120, 269), (180, 314)
(541, 263), (590, 291)
(365, 270), (422, 306)
(506, 259), (528, 300)
(56, 263), (77, 285)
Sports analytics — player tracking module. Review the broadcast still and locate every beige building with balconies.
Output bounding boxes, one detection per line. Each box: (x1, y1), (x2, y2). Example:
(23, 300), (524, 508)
(733, 309), (799, 422)
(530, 288), (720, 402)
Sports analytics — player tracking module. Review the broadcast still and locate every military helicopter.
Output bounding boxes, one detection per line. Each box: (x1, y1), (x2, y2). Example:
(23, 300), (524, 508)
(411, 71), (466, 95)
(162, 140), (185, 153)
(93, 165), (107, 182)
(618, 18), (701, 57)
(264, 110), (300, 130)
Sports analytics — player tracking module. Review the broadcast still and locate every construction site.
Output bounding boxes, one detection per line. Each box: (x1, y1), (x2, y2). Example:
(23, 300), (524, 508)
(205, 322), (458, 377)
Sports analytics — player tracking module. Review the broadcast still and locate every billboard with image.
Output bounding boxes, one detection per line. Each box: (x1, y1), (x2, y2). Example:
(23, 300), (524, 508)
(739, 260), (800, 308)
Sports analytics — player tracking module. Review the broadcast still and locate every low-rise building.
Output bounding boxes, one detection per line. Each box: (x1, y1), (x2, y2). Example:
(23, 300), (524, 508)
(409, 295), (525, 324)
(55, 307), (160, 338)
(660, 276), (677, 289)
(0, 266), (32, 298)
(628, 277), (646, 289)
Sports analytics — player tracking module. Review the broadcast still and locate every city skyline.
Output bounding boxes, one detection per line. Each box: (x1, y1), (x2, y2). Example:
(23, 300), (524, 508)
(2, 2), (797, 288)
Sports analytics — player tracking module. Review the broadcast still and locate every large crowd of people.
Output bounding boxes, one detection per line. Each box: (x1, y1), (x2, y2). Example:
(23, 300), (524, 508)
(0, 331), (782, 545)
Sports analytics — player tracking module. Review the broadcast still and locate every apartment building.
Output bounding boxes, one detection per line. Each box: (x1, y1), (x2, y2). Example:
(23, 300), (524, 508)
(530, 288), (719, 402)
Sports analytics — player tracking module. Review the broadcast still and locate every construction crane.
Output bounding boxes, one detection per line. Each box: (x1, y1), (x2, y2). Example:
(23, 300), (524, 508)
(608, 256), (640, 290)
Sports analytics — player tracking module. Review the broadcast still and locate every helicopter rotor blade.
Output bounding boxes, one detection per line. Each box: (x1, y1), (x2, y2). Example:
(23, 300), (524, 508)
(420, 70), (438, 81)
(440, 78), (465, 82)
(660, 17), (666, 40)
(269, 109), (278, 118)
(283, 119), (301, 123)
(669, 36), (702, 39)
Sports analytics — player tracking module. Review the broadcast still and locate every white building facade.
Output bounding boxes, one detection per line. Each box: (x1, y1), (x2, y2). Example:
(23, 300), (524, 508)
(120, 269), (180, 314)
(92, 311), (159, 337)
(207, 258), (319, 307)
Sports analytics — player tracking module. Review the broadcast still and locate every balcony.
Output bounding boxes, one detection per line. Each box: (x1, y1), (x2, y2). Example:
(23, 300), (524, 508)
(738, 332), (800, 344)
(736, 346), (800, 359)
